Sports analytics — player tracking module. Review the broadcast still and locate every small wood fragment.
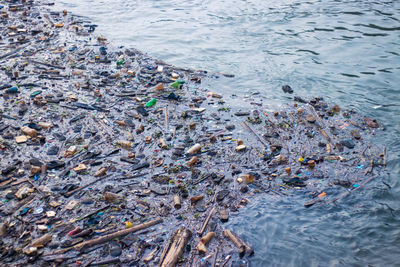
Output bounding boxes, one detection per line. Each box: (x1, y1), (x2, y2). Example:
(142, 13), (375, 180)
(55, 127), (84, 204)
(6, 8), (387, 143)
(187, 156), (198, 167)
(29, 233), (52, 248)
(196, 231), (215, 253)
(190, 195), (204, 205)
(143, 246), (159, 263)
(219, 209), (229, 222)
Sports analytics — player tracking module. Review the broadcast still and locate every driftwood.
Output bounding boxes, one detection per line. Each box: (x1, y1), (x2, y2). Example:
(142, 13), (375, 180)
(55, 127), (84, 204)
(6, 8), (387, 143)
(29, 233), (52, 247)
(0, 42), (30, 60)
(221, 255), (232, 267)
(309, 105), (333, 145)
(63, 176), (107, 197)
(71, 218), (163, 251)
(327, 175), (377, 204)
(211, 247), (219, 267)
(196, 231), (215, 253)
(223, 229), (253, 257)
(143, 246), (159, 263)
(305, 175), (379, 207)
(240, 121), (268, 149)
(198, 206), (215, 236)
(28, 59), (66, 70)
(159, 226), (192, 267)
(164, 106), (169, 131)
(5, 194), (36, 215)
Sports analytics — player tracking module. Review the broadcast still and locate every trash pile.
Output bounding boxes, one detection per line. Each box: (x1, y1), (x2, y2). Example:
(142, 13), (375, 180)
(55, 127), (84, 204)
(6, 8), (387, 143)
(0, 1), (386, 266)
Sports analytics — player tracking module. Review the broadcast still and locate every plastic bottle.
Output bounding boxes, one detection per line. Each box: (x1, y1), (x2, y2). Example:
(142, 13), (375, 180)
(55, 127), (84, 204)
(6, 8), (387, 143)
(6, 86), (18, 94)
(145, 98), (157, 107)
(170, 79), (185, 89)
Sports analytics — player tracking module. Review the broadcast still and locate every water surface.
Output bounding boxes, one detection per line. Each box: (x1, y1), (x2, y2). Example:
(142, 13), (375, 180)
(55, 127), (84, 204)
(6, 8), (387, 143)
(52, 0), (400, 265)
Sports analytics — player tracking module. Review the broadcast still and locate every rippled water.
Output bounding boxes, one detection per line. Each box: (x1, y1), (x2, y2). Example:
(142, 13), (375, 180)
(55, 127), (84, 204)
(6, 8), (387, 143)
(52, 0), (400, 265)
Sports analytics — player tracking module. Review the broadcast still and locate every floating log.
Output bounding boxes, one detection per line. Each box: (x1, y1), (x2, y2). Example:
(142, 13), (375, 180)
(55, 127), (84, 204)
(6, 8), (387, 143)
(159, 226), (192, 267)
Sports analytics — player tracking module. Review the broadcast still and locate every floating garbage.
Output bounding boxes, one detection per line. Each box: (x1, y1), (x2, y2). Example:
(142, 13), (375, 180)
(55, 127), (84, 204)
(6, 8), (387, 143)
(0, 1), (387, 266)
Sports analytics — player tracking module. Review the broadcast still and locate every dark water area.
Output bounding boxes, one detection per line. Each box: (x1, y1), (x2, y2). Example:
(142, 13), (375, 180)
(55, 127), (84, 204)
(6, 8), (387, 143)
(52, 0), (400, 265)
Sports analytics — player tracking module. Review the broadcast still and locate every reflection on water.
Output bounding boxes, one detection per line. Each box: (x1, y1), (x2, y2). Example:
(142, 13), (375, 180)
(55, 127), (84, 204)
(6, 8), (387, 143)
(52, 0), (400, 265)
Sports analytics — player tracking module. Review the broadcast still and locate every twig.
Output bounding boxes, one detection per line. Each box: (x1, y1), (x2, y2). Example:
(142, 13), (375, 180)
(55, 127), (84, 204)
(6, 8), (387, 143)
(220, 255), (231, 267)
(327, 175), (377, 204)
(28, 59), (65, 70)
(211, 247), (219, 267)
(309, 105), (333, 145)
(0, 42), (30, 60)
(63, 176), (107, 198)
(223, 229), (253, 256)
(164, 106), (169, 131)
(73, 205), (111, 222)
(27, 179), (43, 195)
(198, 206), (215, 236)
(240, 121), (268, 149)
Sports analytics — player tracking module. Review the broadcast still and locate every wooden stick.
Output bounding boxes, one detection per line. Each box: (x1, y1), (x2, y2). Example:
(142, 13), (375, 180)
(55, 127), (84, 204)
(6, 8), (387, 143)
(223, 229), (253, 256)
(63, 176), (107, 197)
(143, 246), (159, 263)
(309, 105), (333, 145)
(164, 106), (169, 131)
(159, 226), (192, 267)
(196, 232), (215, 253)
(28, 59), (65, 70)
(223, 230), (245, 256)
(73, 205), (111, 223)
(5, 194), (36, 215)
(72, 218), (163, 251)
(383, 147), (387, 167)
(240, 121), (268, 149)
(27, 179), (43, 195)
(221, 255), (231, 267)
(327, 175), (377, 204)
(0, 42), (30, 60)
(211, 247), (219, 267)
(198, 206), (215, 236)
